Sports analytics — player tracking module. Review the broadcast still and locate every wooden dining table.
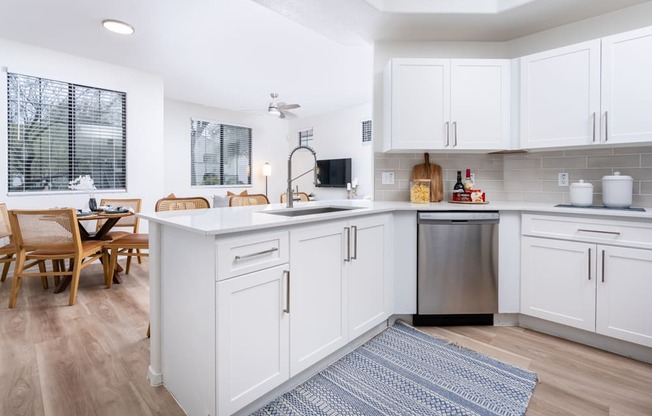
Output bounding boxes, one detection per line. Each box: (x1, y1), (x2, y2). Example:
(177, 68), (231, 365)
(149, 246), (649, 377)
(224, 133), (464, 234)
(53, 210), (134, 293)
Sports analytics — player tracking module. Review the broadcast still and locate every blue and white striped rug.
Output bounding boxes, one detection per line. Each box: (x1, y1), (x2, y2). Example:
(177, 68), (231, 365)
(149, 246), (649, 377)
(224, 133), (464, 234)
(252, 321), (537, 416)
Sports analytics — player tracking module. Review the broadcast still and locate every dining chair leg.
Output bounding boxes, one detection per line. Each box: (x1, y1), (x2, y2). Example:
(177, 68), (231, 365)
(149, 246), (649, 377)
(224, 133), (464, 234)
(38, 261), (49, 289)
(126, 249), (133, 274)
(68, 260), (83, 306)
(53, 260), (63, 286)
(1, 254), (13, 282)
(136, 249), (142, 265)
(8, 252), (26, 309)
(105, 249), (115, 288)
(147, 323), (150, 338)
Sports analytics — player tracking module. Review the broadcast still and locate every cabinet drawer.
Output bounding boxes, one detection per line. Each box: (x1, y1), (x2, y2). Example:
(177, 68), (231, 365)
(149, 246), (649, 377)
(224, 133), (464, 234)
(522, 214), (652, 249)
(216, 230), (289, 280)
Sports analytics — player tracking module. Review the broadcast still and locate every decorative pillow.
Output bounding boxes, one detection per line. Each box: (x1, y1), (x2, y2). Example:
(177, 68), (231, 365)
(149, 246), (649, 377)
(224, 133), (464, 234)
(227, 190), (248, 196)
(213, 195), (231, 208)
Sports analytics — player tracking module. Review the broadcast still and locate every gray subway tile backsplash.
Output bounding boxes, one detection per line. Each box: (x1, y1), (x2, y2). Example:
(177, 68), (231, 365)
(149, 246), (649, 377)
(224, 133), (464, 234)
(374, 145), (652, 206)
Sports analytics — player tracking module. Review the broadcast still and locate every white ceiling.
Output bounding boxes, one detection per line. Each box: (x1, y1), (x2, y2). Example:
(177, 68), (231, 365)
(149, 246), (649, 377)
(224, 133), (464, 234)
(0, 0), (647, 117)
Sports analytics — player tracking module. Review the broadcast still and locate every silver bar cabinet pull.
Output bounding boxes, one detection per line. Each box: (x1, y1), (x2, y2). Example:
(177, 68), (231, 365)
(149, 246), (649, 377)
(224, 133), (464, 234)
(351, 226), (358, 260)
(604, 111), (609, 142)
(283, 270), (290, 313)
(445, 121), (450, 147)
(234, 247), (278, 261)
(453, 121), (458, 147)
(601, 250), (606, 283)
(344, 227), (351, 262)
(588, 248), (591, 280)
(577, 229), (620, 236)
(592, 112), (596, 142)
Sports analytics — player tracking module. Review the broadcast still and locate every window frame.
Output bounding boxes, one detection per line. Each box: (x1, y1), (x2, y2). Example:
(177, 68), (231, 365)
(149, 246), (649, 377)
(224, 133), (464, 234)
(190, 118), (253, 188)
(6, 72), (127, 195)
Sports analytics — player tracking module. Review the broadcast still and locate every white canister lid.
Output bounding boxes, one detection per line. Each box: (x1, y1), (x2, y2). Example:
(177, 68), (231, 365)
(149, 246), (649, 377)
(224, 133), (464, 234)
(602, 172), (633, 181)
(570, 179), (593, 188)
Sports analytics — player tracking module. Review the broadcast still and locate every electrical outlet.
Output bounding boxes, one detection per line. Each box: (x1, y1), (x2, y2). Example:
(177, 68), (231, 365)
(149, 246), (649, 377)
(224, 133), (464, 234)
(382, 172), (395, 185)
(558, 172), (569, 186)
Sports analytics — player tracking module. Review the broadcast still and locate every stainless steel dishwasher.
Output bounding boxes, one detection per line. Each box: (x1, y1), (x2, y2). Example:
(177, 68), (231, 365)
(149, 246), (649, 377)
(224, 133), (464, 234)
(414, 211), (499, 326)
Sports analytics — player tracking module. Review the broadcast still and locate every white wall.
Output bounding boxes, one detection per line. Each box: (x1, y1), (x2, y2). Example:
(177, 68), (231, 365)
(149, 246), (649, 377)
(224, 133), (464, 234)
(164, 99), (291, 203)
(0, 38), (165, 223)
(288, 103), (373, 200)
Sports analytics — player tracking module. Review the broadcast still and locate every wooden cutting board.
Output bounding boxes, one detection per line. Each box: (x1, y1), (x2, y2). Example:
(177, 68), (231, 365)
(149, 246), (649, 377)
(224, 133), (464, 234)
(411, 153), (443, 202)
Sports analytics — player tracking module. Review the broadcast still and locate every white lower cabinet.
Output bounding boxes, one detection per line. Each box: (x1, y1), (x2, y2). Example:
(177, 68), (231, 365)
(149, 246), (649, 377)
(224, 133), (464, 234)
(289, 215), (390, 376)
(521, 237), (596, 331)
(521, 214), (652, 348)
(596, 246), (652, 347)
(216, 265), (290, 416)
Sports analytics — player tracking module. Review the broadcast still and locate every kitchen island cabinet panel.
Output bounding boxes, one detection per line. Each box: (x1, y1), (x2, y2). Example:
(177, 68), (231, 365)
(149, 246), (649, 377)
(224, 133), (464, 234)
(289, 220), (348, 376)
(217, 265), (289, 415)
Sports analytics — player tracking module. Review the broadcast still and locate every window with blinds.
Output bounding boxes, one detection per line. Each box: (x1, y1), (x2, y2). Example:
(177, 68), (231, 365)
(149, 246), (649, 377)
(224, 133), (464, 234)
(191, 119), (252, 186)
(7, 73), (127, 193)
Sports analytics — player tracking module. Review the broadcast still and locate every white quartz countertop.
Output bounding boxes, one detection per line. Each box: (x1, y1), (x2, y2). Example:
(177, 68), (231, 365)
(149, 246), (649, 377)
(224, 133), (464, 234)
(138, 199), (652, 236)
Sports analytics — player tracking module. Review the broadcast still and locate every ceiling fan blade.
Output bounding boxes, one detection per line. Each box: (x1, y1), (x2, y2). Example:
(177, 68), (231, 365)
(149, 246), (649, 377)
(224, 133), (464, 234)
(280, 103), (300, 110)
(282, 110), (298, 118)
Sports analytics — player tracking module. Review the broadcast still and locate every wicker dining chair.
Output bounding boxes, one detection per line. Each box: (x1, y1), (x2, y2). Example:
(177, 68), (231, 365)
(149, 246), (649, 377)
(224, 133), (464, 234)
(279, 192), (310, 203)
(229, 194), (270, 206)
(155, 196), (210, 211)
(0, 203), (17, 283)
(99, 198), (147, 275)
(8, 208), (109, 308)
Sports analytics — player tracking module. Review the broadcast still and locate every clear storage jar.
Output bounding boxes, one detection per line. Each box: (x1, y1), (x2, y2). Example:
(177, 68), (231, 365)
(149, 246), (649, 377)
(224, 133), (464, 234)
(410, 179), (431, 203)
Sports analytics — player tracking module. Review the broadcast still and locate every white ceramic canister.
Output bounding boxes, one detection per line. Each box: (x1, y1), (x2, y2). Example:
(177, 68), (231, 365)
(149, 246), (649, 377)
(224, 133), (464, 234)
(602, 172), (633, 208)
(569, 180), (593, 207)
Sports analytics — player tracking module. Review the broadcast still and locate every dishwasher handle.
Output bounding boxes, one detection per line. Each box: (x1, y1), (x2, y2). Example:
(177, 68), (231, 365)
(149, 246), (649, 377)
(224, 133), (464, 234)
(418, 211), (499, 224)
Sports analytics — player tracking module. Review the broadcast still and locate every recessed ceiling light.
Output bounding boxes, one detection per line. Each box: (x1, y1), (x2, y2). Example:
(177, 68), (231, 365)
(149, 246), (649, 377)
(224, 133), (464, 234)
(102, 19), (135, 35)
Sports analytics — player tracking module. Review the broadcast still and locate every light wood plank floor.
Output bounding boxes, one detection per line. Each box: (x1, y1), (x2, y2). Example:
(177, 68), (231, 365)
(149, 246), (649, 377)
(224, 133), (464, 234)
(1, 259), (651, 415)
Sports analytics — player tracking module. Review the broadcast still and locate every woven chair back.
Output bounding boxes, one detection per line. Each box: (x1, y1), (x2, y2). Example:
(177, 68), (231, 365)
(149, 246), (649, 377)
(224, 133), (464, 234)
(0, 203), (12, 240)
(9, 209), (79, 250)
(280, 192), (310, 203)
(155, 196), (210, 212)
(229, 194), (270, 207)
(97, 198), (142, 231)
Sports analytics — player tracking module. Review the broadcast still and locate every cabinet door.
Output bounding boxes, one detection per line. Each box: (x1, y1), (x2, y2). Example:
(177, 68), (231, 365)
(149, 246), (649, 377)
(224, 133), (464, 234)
(521, 237), (596, 331)
(347, 215), (389, 340)
(217, 265), (290, 415)
(520, 40), (601, 149)
(387, 58), (450, 150)
(289, 221), (347, 376)
(450, 59), (510, 150)
(596, 246), (652, 347)
(601, 26), (652, 144)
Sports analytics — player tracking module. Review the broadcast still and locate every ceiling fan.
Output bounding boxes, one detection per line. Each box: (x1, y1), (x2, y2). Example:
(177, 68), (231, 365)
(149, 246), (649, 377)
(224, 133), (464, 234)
(268, 92), (300, 119)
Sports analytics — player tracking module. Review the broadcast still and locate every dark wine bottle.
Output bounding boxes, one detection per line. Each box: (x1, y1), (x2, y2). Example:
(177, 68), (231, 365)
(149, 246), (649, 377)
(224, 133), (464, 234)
(453, 171), (464, 194)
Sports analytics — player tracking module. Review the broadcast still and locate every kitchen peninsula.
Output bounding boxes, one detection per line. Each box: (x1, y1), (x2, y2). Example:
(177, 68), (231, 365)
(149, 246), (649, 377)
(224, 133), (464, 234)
(140, 200), (652, 416)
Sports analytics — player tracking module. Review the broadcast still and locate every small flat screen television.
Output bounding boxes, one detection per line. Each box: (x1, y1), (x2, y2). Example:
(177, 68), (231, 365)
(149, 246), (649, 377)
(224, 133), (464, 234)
(316, 158), (352, 188)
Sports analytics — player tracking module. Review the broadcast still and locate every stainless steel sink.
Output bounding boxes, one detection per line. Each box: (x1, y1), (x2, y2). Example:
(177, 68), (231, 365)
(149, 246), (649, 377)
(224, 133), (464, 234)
(261, 206), (362, 217)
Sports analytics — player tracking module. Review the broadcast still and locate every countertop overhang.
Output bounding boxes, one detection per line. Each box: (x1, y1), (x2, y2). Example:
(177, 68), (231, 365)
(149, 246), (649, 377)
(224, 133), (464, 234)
(138, 199), (652, 236)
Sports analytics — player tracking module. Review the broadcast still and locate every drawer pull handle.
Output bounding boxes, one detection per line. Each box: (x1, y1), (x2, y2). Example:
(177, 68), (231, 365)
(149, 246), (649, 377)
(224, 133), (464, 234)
(234, 247), (279, 261)
(577, 229), (620, 236)
(344, 227), (351, 262)
(588, 248), (591, 280)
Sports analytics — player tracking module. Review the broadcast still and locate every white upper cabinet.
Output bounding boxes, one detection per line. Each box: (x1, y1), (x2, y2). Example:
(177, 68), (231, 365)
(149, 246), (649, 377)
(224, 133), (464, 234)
(601, 26), (652, 144)
(520, 40), (601, 149)
(384, 58), (510, 152)
(520, 25), (652, 149)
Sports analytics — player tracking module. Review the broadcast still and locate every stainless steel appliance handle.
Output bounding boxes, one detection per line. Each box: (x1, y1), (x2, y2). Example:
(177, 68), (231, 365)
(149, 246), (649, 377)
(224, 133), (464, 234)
(445, 121), (450, 147)
(283, 270), (290, 313)
(588, 248), (591, 280)
(344, 227), (351, 262)
(235, 247), (278, 261)
(351, 225), (358, 260)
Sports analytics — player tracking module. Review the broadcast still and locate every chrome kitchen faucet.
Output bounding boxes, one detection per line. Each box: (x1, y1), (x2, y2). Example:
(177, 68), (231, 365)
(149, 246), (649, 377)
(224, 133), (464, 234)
(286, 145), (318, 208)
